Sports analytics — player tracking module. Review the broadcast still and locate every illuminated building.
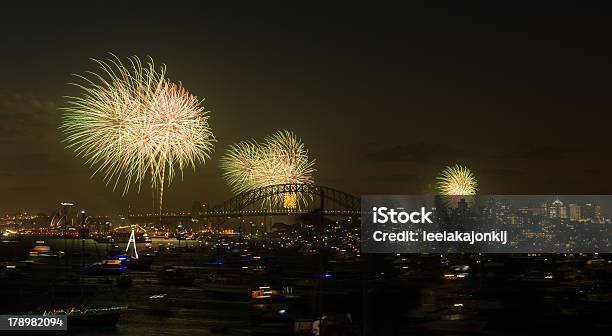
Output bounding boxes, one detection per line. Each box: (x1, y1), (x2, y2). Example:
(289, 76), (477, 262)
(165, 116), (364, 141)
(568, 203), (581, 221)
(582, 203), (603, 223)
(549, 199), (567, 219)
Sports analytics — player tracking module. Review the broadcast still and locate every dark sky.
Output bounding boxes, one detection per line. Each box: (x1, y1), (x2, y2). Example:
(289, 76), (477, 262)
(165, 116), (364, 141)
(2, 2), (612, 215)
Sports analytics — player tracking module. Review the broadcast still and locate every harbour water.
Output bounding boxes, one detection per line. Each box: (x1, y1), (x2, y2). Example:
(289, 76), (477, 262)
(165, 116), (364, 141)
(1, 238), (253, 335)
(1, 238), (611, 335)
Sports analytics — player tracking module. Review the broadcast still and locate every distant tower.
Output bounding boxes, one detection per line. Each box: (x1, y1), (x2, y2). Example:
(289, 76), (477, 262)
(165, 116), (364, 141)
(594, 205), (603, 224)
(550, 199), (565, 219)
(583, 203), (595, 222)
(568, 204), (581, 221)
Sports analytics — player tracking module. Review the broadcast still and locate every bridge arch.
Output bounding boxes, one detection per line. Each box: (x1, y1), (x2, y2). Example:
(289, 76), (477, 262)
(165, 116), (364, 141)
(204, 184), (361, 217)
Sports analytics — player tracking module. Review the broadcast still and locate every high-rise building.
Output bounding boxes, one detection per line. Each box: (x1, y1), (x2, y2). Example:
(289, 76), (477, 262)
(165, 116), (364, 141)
(581, 203), (604, 223)
(538, 203), (549, 217)
(550, 199), (567, 219)
(568, 204), (581, 221)
(559, 206), (567, 219)
(594, 205), (603, 224)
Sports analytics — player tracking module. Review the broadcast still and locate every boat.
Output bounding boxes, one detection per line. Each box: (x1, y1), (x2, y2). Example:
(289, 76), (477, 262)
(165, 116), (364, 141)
(43, 306), (128, 326)
(108, 237), (156, 270)
(18, 236), (129, 326)
(84, 257), (128, 275)
(84, 251), (155, 274)
(109, 250), (156, 270)
(28, 241), (60, 262)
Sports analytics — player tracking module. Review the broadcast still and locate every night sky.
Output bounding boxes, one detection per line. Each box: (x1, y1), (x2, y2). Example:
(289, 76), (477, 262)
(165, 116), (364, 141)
(2, 3), (612, 215)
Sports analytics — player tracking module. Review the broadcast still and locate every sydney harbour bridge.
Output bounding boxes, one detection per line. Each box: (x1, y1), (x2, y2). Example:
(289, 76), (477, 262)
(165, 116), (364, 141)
(124, 183), (361, 229)
(40, 183), (360, 237)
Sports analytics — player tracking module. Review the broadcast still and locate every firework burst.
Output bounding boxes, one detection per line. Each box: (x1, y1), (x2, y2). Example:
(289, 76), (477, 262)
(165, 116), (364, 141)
(61, 55), (215, 215)
(220, 130), (315, 208)
(436, 164), (477, 195)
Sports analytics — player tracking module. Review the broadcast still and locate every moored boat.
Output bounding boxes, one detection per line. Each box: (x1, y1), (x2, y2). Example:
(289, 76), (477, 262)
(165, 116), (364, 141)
(43, 306), (128, 326)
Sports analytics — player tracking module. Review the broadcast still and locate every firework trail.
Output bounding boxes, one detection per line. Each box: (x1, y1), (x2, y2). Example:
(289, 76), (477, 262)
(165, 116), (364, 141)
(61, 55), (215, 215)
(220, 130), (315, 208)
(436, 164), (477, 196)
